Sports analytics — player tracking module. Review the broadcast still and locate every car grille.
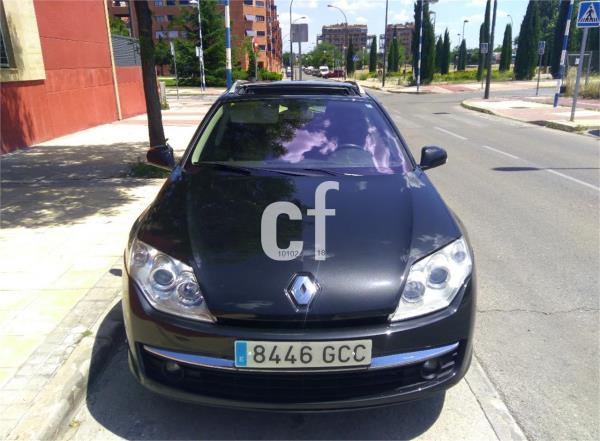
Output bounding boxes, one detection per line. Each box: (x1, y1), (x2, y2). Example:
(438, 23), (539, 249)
(141, 345), (461, 403)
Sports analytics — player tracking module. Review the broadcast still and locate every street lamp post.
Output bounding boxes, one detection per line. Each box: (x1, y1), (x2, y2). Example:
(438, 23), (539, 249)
(327, 4), (348, 80)
(293, 16), (306, 80)
(189, 0), (206, 91)
(382, 0), (389, 87)
(484, 0), (497, 99)
(224, 0), (232, 87)
(289, 0), (294, 80)
(462, 19), (468, 43)
(507, 14), (513, 28)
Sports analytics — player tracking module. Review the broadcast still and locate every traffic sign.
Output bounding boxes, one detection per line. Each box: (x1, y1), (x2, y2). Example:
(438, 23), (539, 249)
(538, 41), (546, 55)
(291, 23), (309, 42)
(479, 43), (488, 54)
(352, 55), (360, 62)
(577, 1), (600, 28)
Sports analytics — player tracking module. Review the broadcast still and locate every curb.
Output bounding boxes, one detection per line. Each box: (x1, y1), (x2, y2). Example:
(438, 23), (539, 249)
(461, 100), (590, 134)
(466, 356), (528, 441)
(8, 298), (125, 440)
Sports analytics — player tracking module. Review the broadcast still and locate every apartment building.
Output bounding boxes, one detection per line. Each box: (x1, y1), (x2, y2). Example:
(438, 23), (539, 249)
(108, 0), (282, 72)
(380, 23), (414, 56)
(230, 0), (282, 72)
(318, 24), (368, 53)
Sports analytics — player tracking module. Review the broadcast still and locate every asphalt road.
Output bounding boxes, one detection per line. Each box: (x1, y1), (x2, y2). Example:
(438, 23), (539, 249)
(64, 83), (599, 440)
(368, 87), (599, 440)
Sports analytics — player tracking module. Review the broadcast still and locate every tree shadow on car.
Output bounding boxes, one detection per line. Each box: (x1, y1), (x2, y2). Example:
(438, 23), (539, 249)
(85, 309), (445, 440)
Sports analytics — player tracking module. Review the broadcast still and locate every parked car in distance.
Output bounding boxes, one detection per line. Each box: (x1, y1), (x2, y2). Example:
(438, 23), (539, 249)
(286, 67), (291, 78)
(318, 66), (330, 77)
(126, 81), (476, 411)
(325, 68), (344, 78)
(304, 66), (314, 75)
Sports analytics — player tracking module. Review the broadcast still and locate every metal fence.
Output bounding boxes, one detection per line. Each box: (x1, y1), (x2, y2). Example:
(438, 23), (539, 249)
(111, 35), (141, 67)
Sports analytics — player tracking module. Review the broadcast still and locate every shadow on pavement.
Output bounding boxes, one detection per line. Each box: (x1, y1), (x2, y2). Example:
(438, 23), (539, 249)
(1, 142), (162, 229)
(86, 310), (445, 440)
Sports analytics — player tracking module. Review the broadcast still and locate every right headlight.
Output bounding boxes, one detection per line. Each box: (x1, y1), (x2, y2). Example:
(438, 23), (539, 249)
(126, 238), (215, 322)
(390, 237), (472, 321)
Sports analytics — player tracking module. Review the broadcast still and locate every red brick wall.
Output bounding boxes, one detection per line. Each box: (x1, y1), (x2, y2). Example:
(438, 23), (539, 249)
(1, 0), (145, 154)
(116, 66), (145, 119)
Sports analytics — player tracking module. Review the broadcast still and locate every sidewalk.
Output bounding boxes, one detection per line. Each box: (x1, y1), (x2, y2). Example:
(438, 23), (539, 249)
(0, 94), (215, 438)
(355, 77), (557, 94)
(462, 96), (600, 133)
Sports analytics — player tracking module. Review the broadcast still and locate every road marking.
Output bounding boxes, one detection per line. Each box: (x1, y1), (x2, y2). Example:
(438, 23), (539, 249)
(446, 113), (486, 127)
(546, 169), (600, 192)
(435, 126), (468, 140)
(480, 145), (600, 192)
(482, 145), (520, 159)
(390, 112), (422, 129)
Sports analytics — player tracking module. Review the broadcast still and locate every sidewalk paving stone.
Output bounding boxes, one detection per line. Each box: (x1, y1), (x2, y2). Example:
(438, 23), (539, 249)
(0, 92), (217, 438)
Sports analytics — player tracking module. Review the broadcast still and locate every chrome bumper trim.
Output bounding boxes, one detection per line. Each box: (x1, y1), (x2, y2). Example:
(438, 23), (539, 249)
(143, 342), (459, 372)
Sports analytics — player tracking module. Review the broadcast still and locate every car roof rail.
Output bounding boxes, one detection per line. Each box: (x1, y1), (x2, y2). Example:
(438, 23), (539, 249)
(230, 81), (364, 97)
(226, 80), (248, 95)
(342, 80), (365, 96)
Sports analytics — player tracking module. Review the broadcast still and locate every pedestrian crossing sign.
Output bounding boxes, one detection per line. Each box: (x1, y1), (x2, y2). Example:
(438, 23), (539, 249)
(577, 1), (600, 28)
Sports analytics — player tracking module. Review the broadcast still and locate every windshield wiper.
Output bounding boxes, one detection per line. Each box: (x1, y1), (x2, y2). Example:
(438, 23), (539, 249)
(301, 167), (360, 176)
(197, 162), (312, 177)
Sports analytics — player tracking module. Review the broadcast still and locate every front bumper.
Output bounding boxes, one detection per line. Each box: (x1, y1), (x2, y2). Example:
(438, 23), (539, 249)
(123, 271), (476, 411)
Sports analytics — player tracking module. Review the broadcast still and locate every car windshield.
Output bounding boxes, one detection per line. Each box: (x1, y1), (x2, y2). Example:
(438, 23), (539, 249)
(189, 97), (410, 175)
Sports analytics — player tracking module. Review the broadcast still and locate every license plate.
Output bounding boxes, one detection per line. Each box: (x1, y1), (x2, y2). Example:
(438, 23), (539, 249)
(234, 340), (372, 369)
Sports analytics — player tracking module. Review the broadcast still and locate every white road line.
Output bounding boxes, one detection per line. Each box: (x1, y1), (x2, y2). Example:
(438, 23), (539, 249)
(482, 145), (520, 159)
(546, 169), (600, 192)
(480, 145), (600, 192)
(434, 126), (468, 140)
(446, 113), (486, 127)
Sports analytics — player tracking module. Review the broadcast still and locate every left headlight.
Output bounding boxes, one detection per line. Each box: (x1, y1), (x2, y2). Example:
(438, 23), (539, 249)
(126, 238), (215, 322)
(390, 237), (473, 322)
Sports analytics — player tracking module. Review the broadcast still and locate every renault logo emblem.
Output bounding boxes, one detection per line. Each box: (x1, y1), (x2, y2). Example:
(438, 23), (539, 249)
(286, 273), (320, 307)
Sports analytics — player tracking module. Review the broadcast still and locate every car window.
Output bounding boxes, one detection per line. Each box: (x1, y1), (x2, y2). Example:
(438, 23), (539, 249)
(189, 97), (410, 175)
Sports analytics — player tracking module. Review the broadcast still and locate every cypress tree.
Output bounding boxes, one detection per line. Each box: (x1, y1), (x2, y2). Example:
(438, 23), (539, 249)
(412, 0), (435, 84)
(441, 29), (450, 74)
(435, 36), (443, 73)
(457, 39), (467, 71)
(550, 0), (572, 78)
(347, 39), (355, 74)
(499, 24), (512, 71)
(477, 0), (491, 81)
(514, 0), (540, 80)
(369, 36), (377, 72)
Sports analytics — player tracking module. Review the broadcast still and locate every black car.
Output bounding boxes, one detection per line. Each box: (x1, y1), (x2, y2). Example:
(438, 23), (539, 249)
(123, 81), (476, 410)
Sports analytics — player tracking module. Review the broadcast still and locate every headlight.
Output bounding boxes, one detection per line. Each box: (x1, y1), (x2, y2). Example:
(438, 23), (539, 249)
(127, 238), (215, 322)
(390, 237), (472, 321)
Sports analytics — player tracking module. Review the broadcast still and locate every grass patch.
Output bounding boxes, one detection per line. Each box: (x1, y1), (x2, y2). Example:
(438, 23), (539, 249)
(128, 160), (170, 178)
(564, 71), (600, 99)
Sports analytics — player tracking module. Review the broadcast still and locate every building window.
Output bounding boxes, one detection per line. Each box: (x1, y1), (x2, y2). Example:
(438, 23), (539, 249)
(258, 44), (266, 51)
(154, 0), (164, 5)
(244, 14), (255, 21)
(256, 30), (265, 36)
(155, 15), (167, 22)
(255, 15), (265, 22)
(168, 30), (179, 38)
(255, 1), (265, 6)
(243, 0), (253, 5)
(245, 30), (256, 36)
(168, 15), (175, 21)
(0, 24), (12, 68)
(166, 0), (176, 5)
(179, 0), (191, 4)
(156, 31), (168, 38)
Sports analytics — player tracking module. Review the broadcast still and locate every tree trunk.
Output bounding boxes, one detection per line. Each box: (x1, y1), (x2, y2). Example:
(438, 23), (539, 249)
(134, 0), (166, 147)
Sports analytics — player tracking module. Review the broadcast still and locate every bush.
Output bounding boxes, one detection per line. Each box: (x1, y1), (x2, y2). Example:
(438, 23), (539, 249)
(431, 68), (513, 83)
(358, 73), (369, 80)
(565, 74), (600, 99)
(259, 70), (283, 81)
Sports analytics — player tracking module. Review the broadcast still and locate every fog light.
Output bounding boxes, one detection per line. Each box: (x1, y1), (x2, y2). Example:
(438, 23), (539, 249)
(163, 361), (184, 381)
(421, 358), (440, 380)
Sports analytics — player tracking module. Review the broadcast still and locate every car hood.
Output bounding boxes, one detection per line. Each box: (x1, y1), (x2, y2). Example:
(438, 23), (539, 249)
(137, 168), (461, 324)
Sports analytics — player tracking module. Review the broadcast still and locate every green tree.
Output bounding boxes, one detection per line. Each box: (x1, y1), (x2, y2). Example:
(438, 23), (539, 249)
(109, 16), (130, 36)
(346, 39), (355, 74)
(305, 42), (339, 69)
(514, 0), (541, 80)
(441, 29), (450, 74)
(247, 41), (257, 78)
(538, 0), (559, 67)
(388, 29), (400, 72)
(411, 0), (436, 84)
(457, 39), (467, 71)
(499, 24), (512, 71)
(435, 35), (443, 73)
(175, 0), (225, 86)
(369, 36), (377, 72)
(154, 38), (172, 75)
(477, 0), (491, 81)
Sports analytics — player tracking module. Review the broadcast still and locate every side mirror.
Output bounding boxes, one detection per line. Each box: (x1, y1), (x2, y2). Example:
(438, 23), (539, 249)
(419, 146), (447, 170)
(147, 144), (175, 170)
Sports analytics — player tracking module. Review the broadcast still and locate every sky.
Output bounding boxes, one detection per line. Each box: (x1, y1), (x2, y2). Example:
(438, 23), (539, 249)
(278, 0), (533, 53)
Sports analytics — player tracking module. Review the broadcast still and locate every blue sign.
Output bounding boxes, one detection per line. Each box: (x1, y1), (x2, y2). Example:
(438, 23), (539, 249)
(577, 1), (600, 28)
(352, 55), (360, 62)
